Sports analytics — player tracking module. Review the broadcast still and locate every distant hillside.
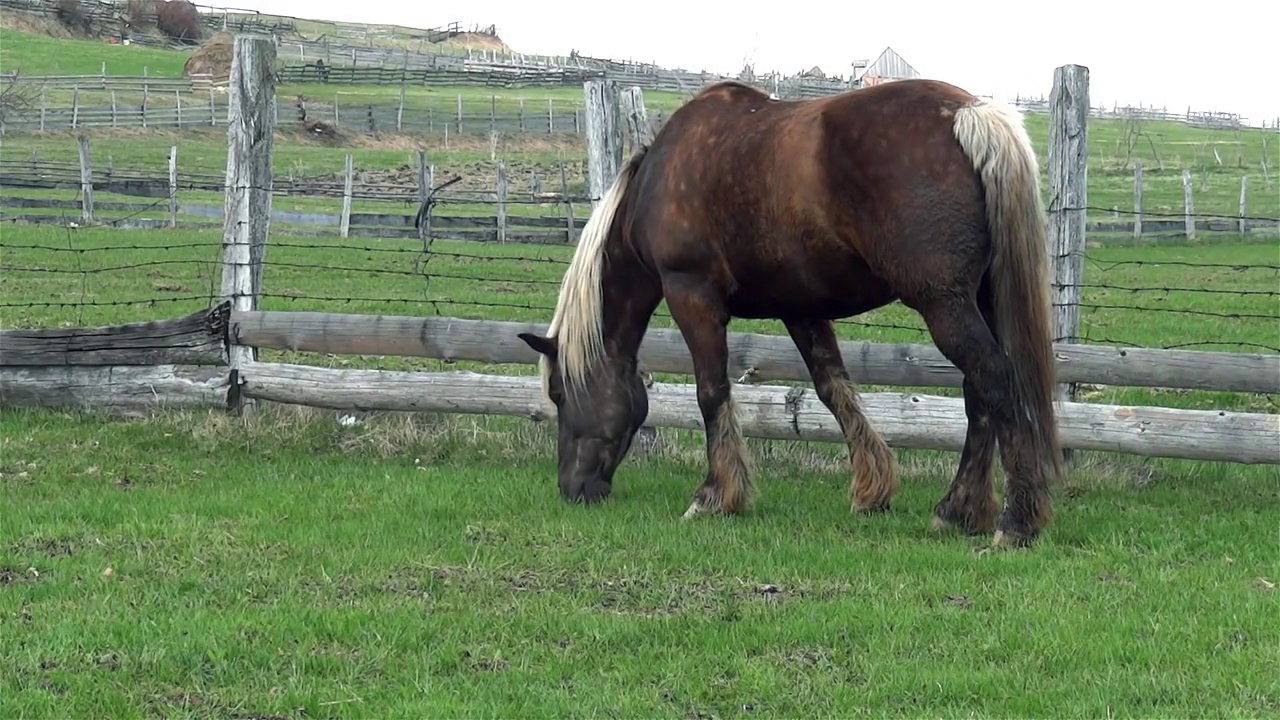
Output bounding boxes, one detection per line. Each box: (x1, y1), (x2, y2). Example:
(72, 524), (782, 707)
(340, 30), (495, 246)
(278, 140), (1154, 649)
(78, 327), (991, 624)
(0, 0), (512, 70)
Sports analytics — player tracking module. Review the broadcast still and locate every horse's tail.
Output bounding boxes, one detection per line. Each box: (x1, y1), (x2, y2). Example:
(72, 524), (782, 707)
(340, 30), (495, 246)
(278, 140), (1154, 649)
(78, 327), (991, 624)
(541, 145), (650, 395)
(951, 99), (1063, 482)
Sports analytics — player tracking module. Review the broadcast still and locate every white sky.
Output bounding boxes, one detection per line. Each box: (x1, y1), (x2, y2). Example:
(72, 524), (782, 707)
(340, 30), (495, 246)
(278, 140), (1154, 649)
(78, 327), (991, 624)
(223, 0), (1280, 126)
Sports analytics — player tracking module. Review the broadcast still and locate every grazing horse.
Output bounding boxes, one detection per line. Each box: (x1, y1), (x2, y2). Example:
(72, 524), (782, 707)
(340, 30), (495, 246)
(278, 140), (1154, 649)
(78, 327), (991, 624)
(517, 78), (1063, 548)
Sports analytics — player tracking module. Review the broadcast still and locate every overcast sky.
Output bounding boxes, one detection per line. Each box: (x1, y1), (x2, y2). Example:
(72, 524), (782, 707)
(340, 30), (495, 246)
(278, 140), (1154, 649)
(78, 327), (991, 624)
(223, 0), (1279, 126)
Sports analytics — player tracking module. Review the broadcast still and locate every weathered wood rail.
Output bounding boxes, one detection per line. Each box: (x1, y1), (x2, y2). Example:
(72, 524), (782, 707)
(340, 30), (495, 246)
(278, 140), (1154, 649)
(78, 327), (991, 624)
(3, 306), (1278, 465)
(228, 311), (1280, 395)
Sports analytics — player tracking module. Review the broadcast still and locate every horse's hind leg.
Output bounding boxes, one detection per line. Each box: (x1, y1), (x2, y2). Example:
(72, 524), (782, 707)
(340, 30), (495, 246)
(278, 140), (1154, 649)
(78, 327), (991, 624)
(913, 293), (1051, 544)
(664, 280), (754, 518)
(930, 284), (1000, 535)
(784, 318), (899, 513)
(930, 376), (1000, 534)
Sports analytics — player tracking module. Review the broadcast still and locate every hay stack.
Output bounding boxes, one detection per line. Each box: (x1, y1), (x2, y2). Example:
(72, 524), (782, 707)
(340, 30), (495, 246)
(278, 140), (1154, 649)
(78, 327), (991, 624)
(183, 31), (234, 82)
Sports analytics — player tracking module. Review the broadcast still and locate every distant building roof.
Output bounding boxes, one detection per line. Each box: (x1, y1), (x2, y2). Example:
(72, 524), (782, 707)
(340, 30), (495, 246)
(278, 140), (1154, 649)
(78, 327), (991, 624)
(855, 47), (920, 84)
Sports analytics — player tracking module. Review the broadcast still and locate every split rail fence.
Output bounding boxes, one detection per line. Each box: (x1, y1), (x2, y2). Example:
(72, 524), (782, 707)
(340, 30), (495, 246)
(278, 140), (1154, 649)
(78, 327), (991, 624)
(2, 38), (1278, 466)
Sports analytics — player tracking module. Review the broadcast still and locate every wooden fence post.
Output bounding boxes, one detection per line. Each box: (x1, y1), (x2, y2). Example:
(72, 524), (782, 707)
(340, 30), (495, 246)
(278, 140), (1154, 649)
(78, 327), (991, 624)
(1238, 175), (1248, 235)
(1182, 168), (1195, 240)
(77, 135), (93, 224)
(396, 82), (405, 132)
(416, 150), (429, 241)
(340, 153), (354, 238)
(558, 161), (575, 244)
(621, 86), (655, 153)
(1132, 161), (1143, 239)
(167, 145), (178, 228)
(220, 34), (277, 412)
(496, 159), (508, 244)
(583, 79), (622, 211)
(1046, 63), (1089, 419)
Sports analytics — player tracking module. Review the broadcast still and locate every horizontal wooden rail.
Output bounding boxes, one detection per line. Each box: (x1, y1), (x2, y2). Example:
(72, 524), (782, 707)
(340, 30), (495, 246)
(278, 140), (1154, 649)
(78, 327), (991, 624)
(229, 311), (1280, 395)
(238, 363), (1280, 465)
(1, 304), (229, 366)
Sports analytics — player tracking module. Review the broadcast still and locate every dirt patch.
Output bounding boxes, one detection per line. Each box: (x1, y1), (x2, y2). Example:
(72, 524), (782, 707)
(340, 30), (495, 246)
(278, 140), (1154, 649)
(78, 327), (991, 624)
(0, 10), (77, 38)
(450, 32), (509, 52)
(279, 153), (588, 202)
(0, 566), (36, 585)
(8, 536), (76, 557)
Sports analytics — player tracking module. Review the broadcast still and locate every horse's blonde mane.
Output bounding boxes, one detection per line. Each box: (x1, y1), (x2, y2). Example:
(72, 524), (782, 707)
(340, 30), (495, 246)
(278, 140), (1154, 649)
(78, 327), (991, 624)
(537, 159), (638, 404)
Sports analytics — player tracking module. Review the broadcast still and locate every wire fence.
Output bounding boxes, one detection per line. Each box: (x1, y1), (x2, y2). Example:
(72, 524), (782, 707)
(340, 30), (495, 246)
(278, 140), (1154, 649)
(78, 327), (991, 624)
(3, 181), (1277, 358)
(3, 142), (1276, 232)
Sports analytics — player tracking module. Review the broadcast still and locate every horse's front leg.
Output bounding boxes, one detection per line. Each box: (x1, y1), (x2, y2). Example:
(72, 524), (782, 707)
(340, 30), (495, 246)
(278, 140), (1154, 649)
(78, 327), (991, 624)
(783, 318), (899, 513)
(664, 282), (754, 518)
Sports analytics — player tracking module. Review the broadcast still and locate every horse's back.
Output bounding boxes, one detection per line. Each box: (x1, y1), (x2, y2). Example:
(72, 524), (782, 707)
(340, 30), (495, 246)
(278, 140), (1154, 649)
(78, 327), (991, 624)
(625, 78), (993, 318)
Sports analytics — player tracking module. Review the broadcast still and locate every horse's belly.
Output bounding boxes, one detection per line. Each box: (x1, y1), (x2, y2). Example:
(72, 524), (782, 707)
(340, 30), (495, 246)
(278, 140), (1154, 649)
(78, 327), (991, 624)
(724, 260), (897, 320)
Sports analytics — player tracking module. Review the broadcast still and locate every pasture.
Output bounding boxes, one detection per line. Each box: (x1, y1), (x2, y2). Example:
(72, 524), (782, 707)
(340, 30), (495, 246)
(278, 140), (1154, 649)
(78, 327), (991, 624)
(2, 401), (1277, 718)
(2, 21), (1279, 719)
(3, 219), (1279, 717)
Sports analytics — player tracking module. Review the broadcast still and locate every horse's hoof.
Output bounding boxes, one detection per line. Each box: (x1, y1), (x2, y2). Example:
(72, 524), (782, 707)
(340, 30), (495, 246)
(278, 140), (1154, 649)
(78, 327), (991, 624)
(991, 529), (1037, 549)
(853, 499), (891, 515)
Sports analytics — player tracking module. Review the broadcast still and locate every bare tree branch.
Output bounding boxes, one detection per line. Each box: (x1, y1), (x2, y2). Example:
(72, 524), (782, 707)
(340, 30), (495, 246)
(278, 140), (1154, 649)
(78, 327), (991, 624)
(0, 73), (45, 129)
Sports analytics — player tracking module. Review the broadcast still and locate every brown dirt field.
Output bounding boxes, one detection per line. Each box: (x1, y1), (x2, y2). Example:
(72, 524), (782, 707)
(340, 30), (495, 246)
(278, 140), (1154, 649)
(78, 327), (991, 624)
(293, 154), (590, 199)
(0, 11), (78, 38)
(447, 32), (509, 53)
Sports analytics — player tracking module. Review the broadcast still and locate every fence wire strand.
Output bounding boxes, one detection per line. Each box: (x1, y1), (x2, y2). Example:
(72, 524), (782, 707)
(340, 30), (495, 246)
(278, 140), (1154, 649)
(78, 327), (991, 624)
(2, 148), (1277, 356)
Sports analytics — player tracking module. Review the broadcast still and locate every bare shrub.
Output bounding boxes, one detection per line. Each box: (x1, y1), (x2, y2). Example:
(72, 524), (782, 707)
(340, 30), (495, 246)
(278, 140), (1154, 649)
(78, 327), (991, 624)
(126, 0), (156, 31)
(0, 75), (44, 128)
(155, 0), (202, 44)
(54, 0), (92, 34)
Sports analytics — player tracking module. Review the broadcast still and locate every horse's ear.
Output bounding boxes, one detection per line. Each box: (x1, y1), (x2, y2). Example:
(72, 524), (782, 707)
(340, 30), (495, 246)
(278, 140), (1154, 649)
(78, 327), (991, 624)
(518, 332), (558, 359)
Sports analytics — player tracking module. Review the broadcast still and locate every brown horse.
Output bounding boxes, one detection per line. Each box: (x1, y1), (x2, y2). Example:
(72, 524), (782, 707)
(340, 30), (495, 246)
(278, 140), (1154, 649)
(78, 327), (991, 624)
(518, 78), (1063, 548)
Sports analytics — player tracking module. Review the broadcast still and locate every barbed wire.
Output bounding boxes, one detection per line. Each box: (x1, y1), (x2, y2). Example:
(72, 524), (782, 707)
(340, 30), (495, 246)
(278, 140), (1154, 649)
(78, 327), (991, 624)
(3, 170), (1276, 355)
(3, 156), (1278, 225)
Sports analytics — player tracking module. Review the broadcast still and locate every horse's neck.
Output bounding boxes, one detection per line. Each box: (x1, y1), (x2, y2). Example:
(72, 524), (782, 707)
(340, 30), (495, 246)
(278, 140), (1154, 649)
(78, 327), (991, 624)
(598, 245), (662, 366)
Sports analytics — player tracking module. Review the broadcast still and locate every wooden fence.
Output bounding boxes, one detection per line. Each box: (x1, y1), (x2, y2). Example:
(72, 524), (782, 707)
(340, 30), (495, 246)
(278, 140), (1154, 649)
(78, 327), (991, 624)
(4, 305), (1277, 465)
(3, 140), (1274, 244)
(0, 140), (597, 243)
(0, 84), (604, 135)
(2, 41), (1278, 466)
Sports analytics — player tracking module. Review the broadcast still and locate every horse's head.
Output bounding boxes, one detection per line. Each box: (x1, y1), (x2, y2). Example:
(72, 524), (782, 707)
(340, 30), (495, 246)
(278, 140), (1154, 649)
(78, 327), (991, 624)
(518, 332), (649, 504)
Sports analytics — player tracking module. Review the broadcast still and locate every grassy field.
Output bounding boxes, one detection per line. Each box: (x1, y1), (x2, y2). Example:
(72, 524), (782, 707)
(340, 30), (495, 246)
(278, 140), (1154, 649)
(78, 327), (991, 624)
(2, 20), (1279, 719)
(0, 27), (189, 76)
(2, 402), (1277, 718)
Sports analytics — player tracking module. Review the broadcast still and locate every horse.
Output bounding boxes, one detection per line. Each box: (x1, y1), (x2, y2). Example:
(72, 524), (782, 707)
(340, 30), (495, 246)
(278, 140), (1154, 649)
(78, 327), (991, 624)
(517, 78), (1063, 548)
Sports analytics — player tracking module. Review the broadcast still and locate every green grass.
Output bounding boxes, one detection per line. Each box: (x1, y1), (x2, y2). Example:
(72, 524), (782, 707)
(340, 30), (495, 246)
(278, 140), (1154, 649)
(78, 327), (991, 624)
(0, 27), (188, 76)
(1, 401), (1278, 718)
